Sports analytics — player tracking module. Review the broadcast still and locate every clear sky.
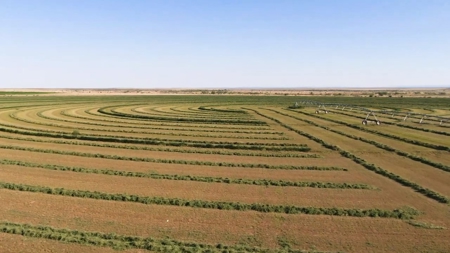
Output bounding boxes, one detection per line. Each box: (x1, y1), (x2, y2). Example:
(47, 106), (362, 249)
(1, 0), (449, 89)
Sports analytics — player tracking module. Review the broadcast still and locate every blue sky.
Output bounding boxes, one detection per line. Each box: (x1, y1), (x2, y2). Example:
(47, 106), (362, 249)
(1, 0), (449, 89)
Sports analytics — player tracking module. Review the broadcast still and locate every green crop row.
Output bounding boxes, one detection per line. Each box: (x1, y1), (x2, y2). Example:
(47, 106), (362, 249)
(99, 105), (268, 125)
(10, 112), (288, 140)
(0, 144), (340, 170)
(264, 109), (450, 204)
(0, 181), (417, 219)
(1, 118), (299, 147)
(83, 108), (272, 130)
(0, 124), (310, 152)
(198, 106), (248, 114)
(171, 106), (250, 119)
(296, 110), (450, 173)
(42, 110), (283, 135)
(0, 222), (331, 253)
(134, 107), (250, 121)
(405, 220), (445, 230)
(0, 159), (368, 189)
(0, 133), (318, 158)
(140, 107), (250, 120)
(338, 150), (450, 204)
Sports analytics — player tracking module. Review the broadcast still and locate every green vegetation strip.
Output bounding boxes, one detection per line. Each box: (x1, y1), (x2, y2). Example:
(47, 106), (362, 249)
(124, 106), (256, 122)
(0, 182), (417, 219)
(248, 108), (450, 204)
(405, 220), (446, 230)
(11, 112), (287, 140)
(0, 144), (342, 171)
(83, 108), (272, 130)
(198, 106), (248, 114)
(99, 105), (268, 125)
(0, 118), (299, 148)
(0, 125), (310, 152)
(138, 107), (250, 120)
(41, 110), (283, 134)
(0, 222), (333, 253)
(291, 110), (450, 173)
(0, 134), (319, 158)
(0, 159), (367, 189)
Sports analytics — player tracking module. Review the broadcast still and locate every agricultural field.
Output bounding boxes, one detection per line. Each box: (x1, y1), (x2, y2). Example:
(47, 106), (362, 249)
(0, 94), (449, 253)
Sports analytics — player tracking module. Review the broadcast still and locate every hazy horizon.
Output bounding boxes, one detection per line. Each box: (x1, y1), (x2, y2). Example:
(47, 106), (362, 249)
(1, 0), (449, 89)
(4, 85), (449, 90)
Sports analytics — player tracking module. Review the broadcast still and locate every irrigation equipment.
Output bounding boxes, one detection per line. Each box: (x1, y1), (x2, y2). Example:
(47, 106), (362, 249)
(289, 102), (301, 109)
(315, 104), (328, 114)
(403, 113), (410, 122)
(419, 115), (427, 124)
(292, 100), (449, 127)
(362, 111), (381, 125)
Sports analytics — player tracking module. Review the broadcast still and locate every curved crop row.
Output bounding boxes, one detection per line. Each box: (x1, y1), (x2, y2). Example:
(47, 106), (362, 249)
(0, 125), (310, 152)
(137, 106), (249, 120)
(0, 133), (318, 158)
(99, 105), (268, 125)
(1, 159), (369, 189)
(84, 107), (271, 130)
(0, 144), (341, 170)
(10, 112), (288, 140)
(40, 110), (283, 135)
(198, 106), (248, 114)
(170, 106), (249, 117)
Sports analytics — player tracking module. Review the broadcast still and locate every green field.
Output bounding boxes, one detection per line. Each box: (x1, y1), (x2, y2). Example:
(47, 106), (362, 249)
(0, 94), (449, 253)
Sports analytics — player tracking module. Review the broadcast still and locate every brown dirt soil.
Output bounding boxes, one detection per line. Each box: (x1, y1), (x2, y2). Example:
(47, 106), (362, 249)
(0, 149), (350, 182)
(1, 190), (449, 253)
(0, 165), (393, 209)
(0, 233), (147, 253)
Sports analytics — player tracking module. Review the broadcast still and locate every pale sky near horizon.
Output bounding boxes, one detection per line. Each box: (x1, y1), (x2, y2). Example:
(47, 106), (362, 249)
(1, 0), (449, 89)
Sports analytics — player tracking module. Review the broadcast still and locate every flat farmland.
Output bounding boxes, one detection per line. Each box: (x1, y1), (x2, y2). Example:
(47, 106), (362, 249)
(0, 95), (449, 253)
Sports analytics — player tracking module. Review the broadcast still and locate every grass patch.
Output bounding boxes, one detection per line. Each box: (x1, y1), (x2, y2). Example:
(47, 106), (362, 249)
(0, 181), (417, 219)
(406, 220), (445, 229)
